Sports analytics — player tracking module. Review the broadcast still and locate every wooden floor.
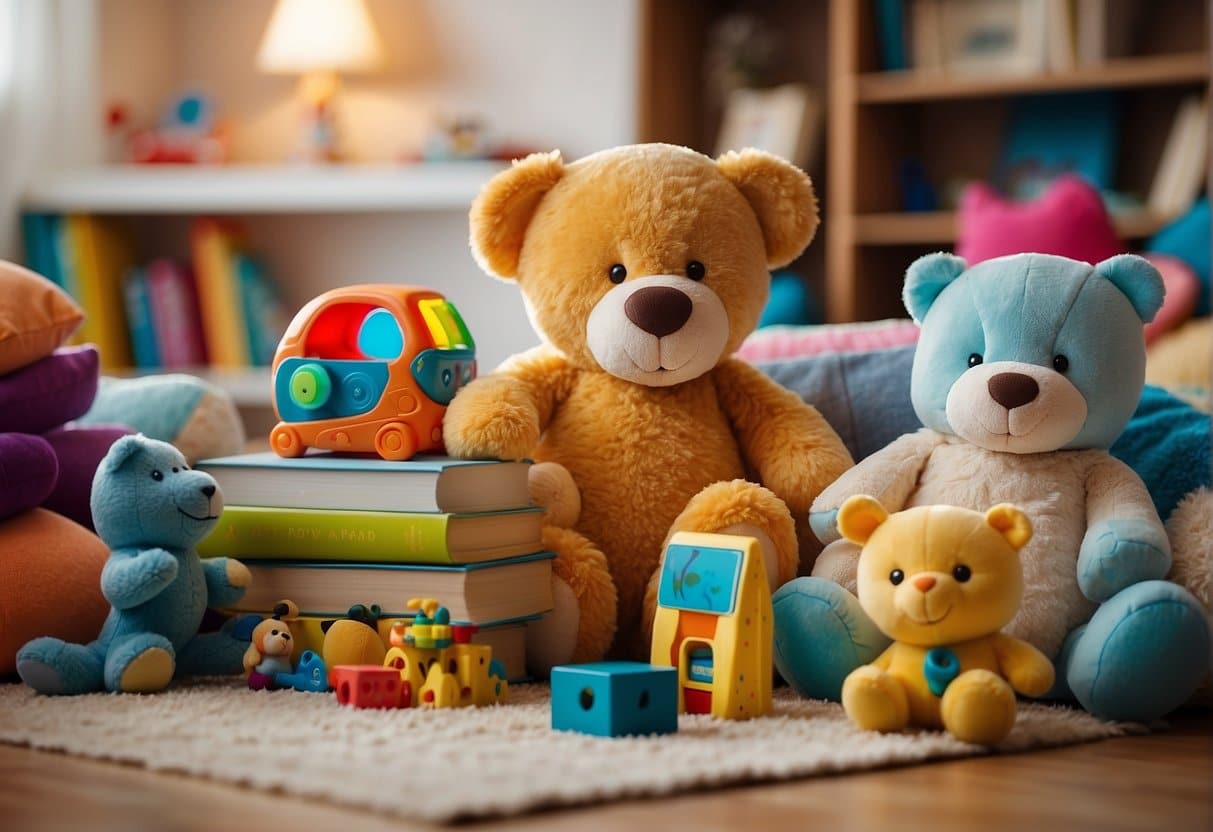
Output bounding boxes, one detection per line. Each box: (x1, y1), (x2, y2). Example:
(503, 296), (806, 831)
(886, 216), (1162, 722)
(1, 711), (1209, 832)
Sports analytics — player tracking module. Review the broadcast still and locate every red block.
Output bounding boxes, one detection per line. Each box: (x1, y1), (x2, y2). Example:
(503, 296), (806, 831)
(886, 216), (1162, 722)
(331, 665), (407, 708)
(683, 687), (712, 715)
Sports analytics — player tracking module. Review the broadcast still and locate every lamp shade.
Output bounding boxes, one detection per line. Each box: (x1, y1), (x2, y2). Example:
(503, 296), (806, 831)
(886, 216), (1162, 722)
(257, 0), (383, 74)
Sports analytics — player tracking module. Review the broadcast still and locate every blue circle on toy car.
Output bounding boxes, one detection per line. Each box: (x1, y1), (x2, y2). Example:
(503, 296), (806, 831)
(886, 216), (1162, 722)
(340, 371), (378, 410)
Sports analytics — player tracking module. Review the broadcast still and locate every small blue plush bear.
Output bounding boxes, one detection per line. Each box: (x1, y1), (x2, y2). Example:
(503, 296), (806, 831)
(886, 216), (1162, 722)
(17, 435), (251, 694)
(773, 252), (1211, 722)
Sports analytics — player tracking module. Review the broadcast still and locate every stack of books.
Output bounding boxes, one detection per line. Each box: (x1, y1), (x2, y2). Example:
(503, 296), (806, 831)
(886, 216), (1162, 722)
(196, 452), (552, 681)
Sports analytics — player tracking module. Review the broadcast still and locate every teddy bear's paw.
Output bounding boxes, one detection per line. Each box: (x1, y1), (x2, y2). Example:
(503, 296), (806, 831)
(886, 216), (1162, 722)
(772, 577), (889, 701)
(1065, 580), (1211, 721)
(1077, 519), (1171, 603)
(809, 509), (841, 545)
(443, 378), (541, 461)
(104, 633), (176, 693)
(809, 538), (862, 594)
(528, 462), (581, 528)
(16, 638), (105, 696)
(940, 669), (1016, 745)
(225, 559), (252, 588)
(842, 665), (909, 732)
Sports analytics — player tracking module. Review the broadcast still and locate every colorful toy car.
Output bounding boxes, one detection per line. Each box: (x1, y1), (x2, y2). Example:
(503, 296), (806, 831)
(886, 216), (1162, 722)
(269, 285), (476, 460)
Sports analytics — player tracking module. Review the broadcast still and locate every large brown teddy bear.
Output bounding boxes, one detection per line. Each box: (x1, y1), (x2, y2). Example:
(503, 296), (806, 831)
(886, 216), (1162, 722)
(444, 143), (853, 671)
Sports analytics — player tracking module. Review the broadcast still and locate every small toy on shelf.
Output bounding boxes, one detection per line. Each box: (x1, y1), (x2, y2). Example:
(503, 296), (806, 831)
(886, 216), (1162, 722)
(126, 92), (230, 165)
(244, 600), (299, 690)
(331, 665), (410, 709)
(837, 496), (1054, 745)
(270, 285), (476, 461)
(320, 604), (387, 669)
(381, 597), (508, 709)
(275, 650), (329, 693)
(550, 662), (678, 737)
(650, 531), (773, 720)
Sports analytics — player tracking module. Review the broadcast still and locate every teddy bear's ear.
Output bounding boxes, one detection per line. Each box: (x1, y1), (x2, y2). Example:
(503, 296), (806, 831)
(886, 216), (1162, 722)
(99, 434), (147, 475)
(903, 252), (967, 323)
(985, 503), (1033, 551)
(716, 148), (819, 268)
(837, 494), (890, 545)
(469, 150), (565, 281)
(1093, 254), (1165, 323)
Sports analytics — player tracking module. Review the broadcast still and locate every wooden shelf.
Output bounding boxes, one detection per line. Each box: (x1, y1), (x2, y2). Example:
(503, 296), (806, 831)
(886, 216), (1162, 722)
(853, 209), (1174, 246)
(111, 366), (272, 407)
(22, 162), (508, 214)
(856, 52), (1210, 103)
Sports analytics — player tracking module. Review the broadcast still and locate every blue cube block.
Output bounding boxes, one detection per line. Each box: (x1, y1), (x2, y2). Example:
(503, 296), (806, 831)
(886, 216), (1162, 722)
(551, 662), (678, 737)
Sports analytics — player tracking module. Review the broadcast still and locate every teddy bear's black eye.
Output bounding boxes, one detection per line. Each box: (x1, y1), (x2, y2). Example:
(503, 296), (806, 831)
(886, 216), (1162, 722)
(890, 569), (904, 585)
(953, 565), (972, 582)
(609, 264), (627, 284)
(968, 353), (983, 368)
(171, 467), (179, 473)
(686, 261), (706, 281)
(150, 470), (164, 482)
(1053, 355), (1069, 373)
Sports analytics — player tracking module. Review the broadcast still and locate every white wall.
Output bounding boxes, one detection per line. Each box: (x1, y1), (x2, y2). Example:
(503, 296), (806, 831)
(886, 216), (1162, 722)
(97, 0), (641, 368)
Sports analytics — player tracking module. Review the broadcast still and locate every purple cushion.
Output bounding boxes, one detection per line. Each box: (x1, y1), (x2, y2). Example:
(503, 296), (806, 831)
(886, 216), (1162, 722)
(0, 433), (58, 520)
(41, 423), (134, 529)
(0, 345), (99, 434)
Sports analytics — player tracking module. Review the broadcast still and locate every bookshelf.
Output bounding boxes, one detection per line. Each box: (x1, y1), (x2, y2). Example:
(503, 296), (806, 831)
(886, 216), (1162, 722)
(638, 0), (1211, 323)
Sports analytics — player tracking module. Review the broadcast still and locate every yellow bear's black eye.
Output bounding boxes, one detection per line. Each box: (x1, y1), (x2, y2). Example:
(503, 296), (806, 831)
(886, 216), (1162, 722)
(953, 565), (972, 582)
(609, 264), (627, 284)
(890, 569), (904, 585)
(686, 261), (706, 281)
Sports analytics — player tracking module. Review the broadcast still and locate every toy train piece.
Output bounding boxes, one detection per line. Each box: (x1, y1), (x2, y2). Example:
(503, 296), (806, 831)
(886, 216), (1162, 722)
(333, 598), (508, 710)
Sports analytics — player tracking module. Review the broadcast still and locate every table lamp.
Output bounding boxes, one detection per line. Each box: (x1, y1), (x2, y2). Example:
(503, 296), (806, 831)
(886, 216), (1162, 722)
(257, 0), (384, 162)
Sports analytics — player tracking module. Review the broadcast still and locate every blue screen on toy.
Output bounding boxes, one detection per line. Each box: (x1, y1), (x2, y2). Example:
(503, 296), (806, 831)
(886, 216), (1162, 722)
(657, 544), (742, 614)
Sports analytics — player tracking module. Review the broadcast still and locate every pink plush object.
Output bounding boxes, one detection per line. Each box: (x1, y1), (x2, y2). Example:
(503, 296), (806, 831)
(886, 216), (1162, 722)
(737, 319), (921, 362)
(956, 176), (1124, 266)
(1140, 253), (1200, 344)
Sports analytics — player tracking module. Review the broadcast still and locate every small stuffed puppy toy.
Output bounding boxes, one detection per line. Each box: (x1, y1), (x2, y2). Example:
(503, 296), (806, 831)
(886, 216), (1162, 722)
(17, 435), (251, 694)
(244, 600), (299, 690)
(443, 144), (853, 670)
(838, 495), (1054, 745)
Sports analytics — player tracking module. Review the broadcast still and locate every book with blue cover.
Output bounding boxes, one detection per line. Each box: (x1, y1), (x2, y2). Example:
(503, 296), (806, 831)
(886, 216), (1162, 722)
(197, 451), (533, 514)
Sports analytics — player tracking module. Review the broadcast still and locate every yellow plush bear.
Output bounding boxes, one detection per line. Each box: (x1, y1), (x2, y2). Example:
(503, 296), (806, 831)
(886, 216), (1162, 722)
(838, 495), (1055, 744)
(444, 144), (853, 670)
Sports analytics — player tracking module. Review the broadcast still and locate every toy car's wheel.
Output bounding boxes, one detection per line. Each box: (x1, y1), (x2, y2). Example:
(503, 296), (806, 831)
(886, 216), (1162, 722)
(289, 363), (332, 410)
(374, 422), (416, 461)
(270, 424), (305, 458)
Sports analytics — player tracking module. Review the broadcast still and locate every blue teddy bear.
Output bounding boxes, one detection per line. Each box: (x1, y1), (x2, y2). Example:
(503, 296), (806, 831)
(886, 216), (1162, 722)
(17, 435), (251, 694)
(774, 252), (1211, 722)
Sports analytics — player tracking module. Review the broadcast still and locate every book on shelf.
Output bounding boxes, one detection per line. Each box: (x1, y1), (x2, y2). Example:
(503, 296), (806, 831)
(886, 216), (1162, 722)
(227, 552), (555, 623)
(145, 258), (208, 367)
(190, 219), (253, 367)
(123, 266), (160, 369)
(199, 504), (545, 565)
(1147, 95), (1209, 218)
(282, 615), (532, 682)
(196, 452), (533, 515)
(62, 214), (135, 369)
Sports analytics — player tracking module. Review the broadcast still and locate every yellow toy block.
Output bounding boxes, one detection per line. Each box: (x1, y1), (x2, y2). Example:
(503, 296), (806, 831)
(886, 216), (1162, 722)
(650, 531), (773, 720)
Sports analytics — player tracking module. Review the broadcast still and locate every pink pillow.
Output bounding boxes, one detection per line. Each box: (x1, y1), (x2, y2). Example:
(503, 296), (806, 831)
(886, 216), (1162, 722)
(738, 319), (921, 362)
(956, 176), (1124, 266)
(1141, 253), (1200, 343)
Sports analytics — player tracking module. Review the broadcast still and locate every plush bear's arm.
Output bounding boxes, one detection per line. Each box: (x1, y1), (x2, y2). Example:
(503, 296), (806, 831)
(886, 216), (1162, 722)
(714, 358), (854, 524)
(871, 645), (896, 671)
(202, 557), (251, 608)
(101, 546), (179, 610)
(444, 346), (579, 461)
(990, 633), (1055, 697)
(1079, 456), (1171, 603)
(808, 429), (946, 543)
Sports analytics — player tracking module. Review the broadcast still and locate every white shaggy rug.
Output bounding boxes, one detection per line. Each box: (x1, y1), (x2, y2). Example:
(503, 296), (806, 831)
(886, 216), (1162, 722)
(0, 679), (1135, 822)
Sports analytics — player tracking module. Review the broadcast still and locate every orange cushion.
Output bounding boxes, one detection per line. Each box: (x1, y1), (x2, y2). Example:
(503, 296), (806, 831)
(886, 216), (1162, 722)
(0, 261), (84, 376)
(0, 508), (109, 674)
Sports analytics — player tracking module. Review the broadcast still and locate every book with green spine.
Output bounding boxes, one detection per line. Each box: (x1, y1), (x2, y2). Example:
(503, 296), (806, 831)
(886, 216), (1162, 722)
(198, 505), (544, 565)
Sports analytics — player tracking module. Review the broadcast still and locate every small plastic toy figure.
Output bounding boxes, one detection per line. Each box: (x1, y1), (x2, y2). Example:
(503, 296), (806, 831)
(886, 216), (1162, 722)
(269, 285), (476, 461)
(244, 600), (298, 690)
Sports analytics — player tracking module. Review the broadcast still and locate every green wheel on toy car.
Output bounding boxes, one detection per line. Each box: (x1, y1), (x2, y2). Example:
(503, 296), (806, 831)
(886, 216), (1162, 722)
(289, 363), (332, 410)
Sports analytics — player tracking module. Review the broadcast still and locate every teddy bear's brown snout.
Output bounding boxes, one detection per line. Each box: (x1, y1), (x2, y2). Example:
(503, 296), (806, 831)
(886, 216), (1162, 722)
(623, 286), (693, 337)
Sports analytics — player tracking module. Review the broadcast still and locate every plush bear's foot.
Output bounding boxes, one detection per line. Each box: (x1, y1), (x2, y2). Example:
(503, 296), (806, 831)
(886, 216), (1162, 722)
(1062, 580), (1211, 722)
(809, 538), (862, 595)
(940, 669), (1016, 745)
(842, 665), (908, 732)
(175, 623), (251, 677)
(772, 577), (889, 701)
(105, 633), (176, 693)
(525, 525), (616, 677)
(16, 638), (105, 695)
